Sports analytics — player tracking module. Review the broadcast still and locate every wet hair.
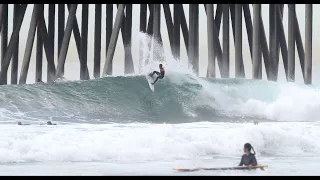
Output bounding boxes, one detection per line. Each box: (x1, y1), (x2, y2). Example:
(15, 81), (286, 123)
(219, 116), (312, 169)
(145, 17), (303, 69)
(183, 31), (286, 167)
(47, 121), (52, 125)
(159, 64), (162, 67)
(244, 143), (256, 155)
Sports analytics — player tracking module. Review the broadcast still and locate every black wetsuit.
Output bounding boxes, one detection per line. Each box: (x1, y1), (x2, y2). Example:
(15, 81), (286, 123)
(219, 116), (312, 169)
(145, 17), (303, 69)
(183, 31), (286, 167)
(150, 68), (165, 84)
(238, 153), (258, 166)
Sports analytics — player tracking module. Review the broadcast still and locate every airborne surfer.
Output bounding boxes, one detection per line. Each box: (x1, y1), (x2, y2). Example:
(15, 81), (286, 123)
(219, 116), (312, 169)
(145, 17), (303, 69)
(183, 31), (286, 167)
(149, 64), (165, 85)
(238, 143), (258, 167)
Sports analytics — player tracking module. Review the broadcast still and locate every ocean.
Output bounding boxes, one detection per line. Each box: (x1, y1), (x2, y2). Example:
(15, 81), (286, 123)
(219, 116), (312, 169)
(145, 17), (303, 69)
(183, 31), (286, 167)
(0, 67), (319, 175)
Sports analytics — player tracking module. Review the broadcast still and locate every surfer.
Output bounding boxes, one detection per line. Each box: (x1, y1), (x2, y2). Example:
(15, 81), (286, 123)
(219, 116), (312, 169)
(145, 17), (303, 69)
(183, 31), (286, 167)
(238, 143), (258, 167)
(17, 121), (56, 125)
(149, 64), (165, 85)
(37, 78), (44, 83)
(17, 122), (30, 125)
(40, 121), (57, 125)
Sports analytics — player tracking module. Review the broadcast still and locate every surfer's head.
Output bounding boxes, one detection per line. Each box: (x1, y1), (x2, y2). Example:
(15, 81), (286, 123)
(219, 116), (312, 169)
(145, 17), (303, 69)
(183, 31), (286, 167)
(159, 64), (162, 68)
(244, 143), (255, 155)
(47, 121), (52, 125)
(18, 122), (22, 125)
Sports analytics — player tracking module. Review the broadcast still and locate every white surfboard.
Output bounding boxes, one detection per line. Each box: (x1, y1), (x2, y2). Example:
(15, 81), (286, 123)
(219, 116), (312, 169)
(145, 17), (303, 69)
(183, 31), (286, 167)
(145, 74), (155, 92)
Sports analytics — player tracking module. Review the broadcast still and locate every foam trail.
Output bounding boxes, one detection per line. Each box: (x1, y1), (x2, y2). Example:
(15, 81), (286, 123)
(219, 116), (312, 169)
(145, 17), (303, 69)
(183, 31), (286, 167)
(0, 122), (319, 163)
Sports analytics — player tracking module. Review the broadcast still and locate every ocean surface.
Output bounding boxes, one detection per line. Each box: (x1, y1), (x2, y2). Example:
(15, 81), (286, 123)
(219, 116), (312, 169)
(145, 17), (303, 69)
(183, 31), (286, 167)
(0, 67), (320, 175)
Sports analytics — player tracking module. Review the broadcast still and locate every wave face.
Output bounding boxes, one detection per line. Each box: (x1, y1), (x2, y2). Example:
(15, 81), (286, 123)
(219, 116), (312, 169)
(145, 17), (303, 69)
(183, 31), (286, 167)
(0, 71), (319, 124)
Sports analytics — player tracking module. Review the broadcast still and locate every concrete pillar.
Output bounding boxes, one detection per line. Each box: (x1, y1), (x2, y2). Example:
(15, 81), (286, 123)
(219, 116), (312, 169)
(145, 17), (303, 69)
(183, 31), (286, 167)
(94, 4), (102, 78)
(206, 4), (215, 78)
(304, 4), (312, 84)
(287, 4), (295, 82)
(252, 4), (261, 79)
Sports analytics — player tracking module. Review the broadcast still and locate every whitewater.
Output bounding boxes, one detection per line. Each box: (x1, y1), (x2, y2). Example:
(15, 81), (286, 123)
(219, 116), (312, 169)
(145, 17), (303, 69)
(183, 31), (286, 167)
(1, 34), (320, 175)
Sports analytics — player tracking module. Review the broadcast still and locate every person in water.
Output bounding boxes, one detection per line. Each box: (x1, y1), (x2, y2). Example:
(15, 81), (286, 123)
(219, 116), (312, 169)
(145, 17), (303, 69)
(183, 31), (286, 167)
(18, 121), (56, 125)
(40, 121), (57, 125)
(238, 143), (258, 167)
(149, 64), (165, 85)
(37, 78), (44, 83)
(17, 122), (30, 125)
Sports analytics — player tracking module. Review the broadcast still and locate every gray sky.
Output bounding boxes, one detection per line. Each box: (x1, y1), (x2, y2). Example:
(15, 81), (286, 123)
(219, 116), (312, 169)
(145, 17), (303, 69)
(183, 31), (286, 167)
(3, 4), (320, 85)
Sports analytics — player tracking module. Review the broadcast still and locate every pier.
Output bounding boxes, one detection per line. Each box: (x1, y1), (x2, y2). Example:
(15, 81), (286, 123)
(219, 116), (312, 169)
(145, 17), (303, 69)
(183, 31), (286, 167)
(0, 4), (313, 85)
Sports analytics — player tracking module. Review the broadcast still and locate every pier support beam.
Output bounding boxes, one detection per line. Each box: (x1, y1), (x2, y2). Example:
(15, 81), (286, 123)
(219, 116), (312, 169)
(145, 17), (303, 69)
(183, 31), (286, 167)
(48, 4), (55, 82)
(58, 4), (65, 75)
(124, 4), (134, 74)
(215, 4), (222, 35)
(276, 4), (288, 80)
(291, 5), (305, 80)
(66, 4), (90, 79)
(288, 4), (295, 82)
(36, 25), (43, 82)
(163, 4), (174, 53)
(38, 5), (56, 82)
(235, 4), (244, 78)
(19, 5), (38, 84)
(94, 4), (101, 78)
(103, 4), (125, 75)
(243, 5), (253, 59)
(145, 4), (154, 65)
(80, 4), (89, 80)
(304, 4), (312, 84)
(252, 4), (261, 79)
(139, 4), (147, 73)
(147, 4), (154, 35)
(269, 4), (279, 81)
(0, 4), (27, 85)
(105, 4), (113, 72)
(1, 5), (8, 84)
(180, 4), (189, 54)
(204, 4), (224, 76)
(56, 4), (78, 79)
(229, 4), (245, 78)
(152, 4), (161, 61)
(222, 4), (229, 78)
(188, 4), (199, 75)
(0, 5), (4, 32)
(173, 4), (181, 60)
(11, 4), (19, 84)
(206, 4), (215, 78)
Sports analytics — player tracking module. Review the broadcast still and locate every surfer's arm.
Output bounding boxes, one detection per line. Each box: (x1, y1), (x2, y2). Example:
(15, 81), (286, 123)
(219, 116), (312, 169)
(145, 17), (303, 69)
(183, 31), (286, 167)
(238, 156), (244, 166)
(250, 155), (257, 166)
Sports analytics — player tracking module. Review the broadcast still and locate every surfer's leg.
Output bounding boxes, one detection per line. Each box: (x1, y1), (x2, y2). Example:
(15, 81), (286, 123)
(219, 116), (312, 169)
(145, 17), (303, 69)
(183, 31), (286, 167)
(150, 71), (160, 77)
(152, 76), (159, 84)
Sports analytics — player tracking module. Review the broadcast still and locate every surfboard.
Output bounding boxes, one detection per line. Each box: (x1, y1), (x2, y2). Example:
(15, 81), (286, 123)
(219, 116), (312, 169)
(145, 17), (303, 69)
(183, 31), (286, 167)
(173, 165), (267, 172)
(145, 74), (155, 92)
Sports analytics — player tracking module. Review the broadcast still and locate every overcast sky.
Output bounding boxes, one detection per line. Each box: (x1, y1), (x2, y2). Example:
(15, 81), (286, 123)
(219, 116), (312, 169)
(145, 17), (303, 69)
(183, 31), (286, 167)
(3, 4), (320, 85)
